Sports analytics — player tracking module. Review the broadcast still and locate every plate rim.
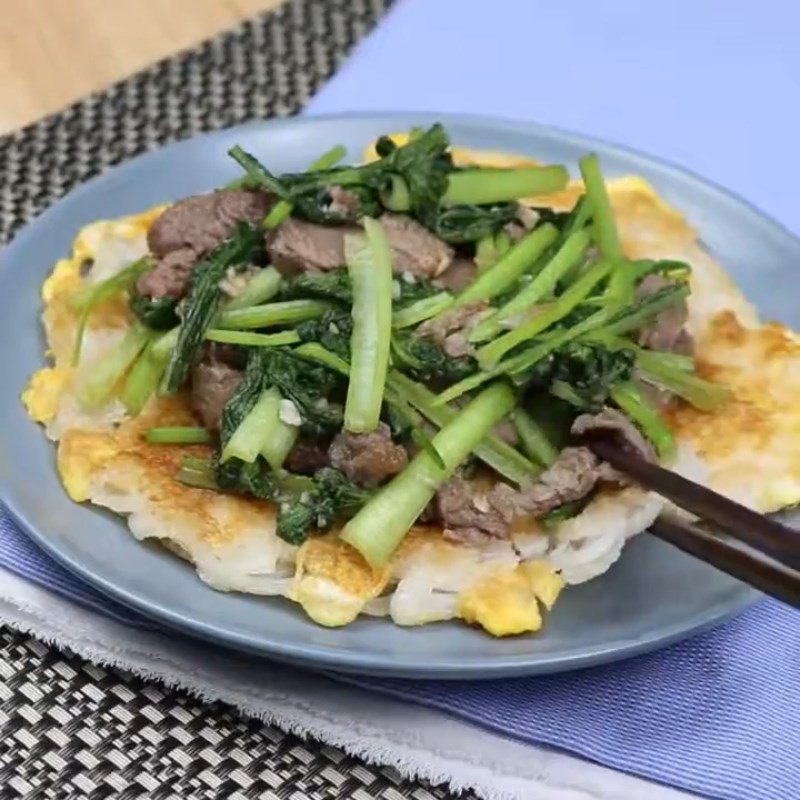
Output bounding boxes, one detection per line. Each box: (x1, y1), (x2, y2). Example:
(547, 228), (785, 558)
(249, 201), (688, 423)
(0, 110), (779, 678)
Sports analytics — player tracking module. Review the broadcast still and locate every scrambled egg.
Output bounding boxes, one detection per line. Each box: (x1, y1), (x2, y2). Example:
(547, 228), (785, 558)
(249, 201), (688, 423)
(22, 144), (800, 636)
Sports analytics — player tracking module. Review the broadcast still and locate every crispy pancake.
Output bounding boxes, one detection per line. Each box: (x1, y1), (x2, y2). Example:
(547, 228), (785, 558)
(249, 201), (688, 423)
(23, 146), (794, 636)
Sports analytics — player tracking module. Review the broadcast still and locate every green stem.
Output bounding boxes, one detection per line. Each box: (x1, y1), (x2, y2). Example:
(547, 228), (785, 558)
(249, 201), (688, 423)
(71, 257), (151, 366)
(121, 340), (168, 415)
(452, 223), (558, 307)
(263, 145), (347, 229)
(217, 299), (331, 330)
(474, 231), (512, 273)
(205, 329), (300, 347)
(443, 166), (569, 206)
(470, 228), (592, 342)
(150, 327), (179, 361)
(511, 408), (559, 466)
(257, 388), (300, 471)
(293, 342), (351, 376)
(636, 350), (730, 411)
(77, 324), (153, 409)
(611, 381), (675, 459)
(222, 388), (289, 464)
(392, 292), (453, 329)
(600, 283), (690, 338)
(227, 145), (287, 197)
(146, 427), (212, 445)
(341, 383), (517, 566)
(343, 218), (394, 432)
(476, 260), (613, 368)
(387, 372), (538, 484)
(579, 154), (621, 261)
(223, 267), (282, 310)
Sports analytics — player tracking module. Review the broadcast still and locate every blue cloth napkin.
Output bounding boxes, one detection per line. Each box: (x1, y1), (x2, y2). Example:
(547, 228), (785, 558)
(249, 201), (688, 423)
(4, 3), (800, 799)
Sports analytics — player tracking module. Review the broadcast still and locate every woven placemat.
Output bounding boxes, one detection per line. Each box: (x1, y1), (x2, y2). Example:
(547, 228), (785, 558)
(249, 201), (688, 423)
(0, 2), (471, 797)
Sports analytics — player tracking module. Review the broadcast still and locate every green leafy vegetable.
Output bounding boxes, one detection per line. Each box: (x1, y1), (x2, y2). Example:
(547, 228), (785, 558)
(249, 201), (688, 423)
(280, 268), (352, 304)
(511, 407), (559, 467)
(296, 309), (353, 358)
(442, 166), (569, 206)
(218, 299), (332, 330)
(275, 467), (373, 545)
(130, 292), (180, 330)
(433, 203), (519, 244)
(390, 334), (475, 384)
(161, 223), (263, 393)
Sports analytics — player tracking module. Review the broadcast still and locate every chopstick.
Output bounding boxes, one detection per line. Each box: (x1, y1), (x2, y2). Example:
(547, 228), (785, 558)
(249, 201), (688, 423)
(584, 437), (800, 607)
(588, 438), (800, 569)
(650, 516), (800, 608)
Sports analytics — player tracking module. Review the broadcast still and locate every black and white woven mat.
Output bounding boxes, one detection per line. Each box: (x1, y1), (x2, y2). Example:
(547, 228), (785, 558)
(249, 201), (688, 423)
(0, 2), (470, 797)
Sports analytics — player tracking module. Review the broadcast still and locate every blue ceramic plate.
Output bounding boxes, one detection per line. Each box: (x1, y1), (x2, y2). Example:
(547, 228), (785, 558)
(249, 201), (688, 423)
(1, 113), (787, 679)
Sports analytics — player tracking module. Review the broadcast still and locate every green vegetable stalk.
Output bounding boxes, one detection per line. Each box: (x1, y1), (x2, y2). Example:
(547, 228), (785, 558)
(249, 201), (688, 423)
(258, 388), (300, 471)
(443, 166), (569, 206)
(341, 382), (517, 567)
(223, 267), (282, 311)
(392, 291), (454, 329)
(77, 323), (153, 409)
(386, 372), (538, 485)
(205, 329), (300, 348)
(121, 339), (169, 415)
(71, 257), (152, 366)
(221, 388), (281, 464)
(636, 349), (730, 411)
(511, 408), (559, 467)
(343, 218), (394, 433)
(451, 223), (558, 307)
(475, 259), (613, 368)
(610, 381), (675, 459)
(470, 227), (592, 342)
(146, 427), (212, 445)
(217, 299), (331, 330)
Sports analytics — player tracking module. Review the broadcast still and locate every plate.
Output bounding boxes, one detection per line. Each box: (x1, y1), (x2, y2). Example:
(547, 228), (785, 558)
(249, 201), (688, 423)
(1, 112), (787, 679)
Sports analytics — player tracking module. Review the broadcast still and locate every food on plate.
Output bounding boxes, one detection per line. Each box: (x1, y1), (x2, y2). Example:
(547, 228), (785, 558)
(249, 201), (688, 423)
(23, 124), (800, 636)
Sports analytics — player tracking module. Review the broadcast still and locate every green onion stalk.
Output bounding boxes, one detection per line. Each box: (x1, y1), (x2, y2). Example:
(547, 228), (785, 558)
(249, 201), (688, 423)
(341, 382), (517, 567)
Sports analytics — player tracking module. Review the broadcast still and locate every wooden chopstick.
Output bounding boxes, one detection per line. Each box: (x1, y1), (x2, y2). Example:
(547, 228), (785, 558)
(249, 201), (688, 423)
(588, 438), (800, 570)
(650, 516), (800, 608)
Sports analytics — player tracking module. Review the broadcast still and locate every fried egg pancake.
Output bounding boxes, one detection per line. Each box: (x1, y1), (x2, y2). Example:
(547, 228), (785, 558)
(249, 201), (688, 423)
(23, 146), (795, 636)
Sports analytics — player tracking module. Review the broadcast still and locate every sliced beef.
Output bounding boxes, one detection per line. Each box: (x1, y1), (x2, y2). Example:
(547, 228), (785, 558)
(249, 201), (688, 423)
(328, 422), (408, 486)
(139, 190), (272, 300)
(433, 256), (477, 293)
(636, 274), (694, 355)
(437, 447), (605, 542)
(416, 301), (490, 358)
(266, 212), (454, 278)
(285, 439), (331, 474)
(148, 190), (272, 257)
(437, 477), (508, 541)
(190, 353), (243, 433)
(266, 218), (359, 273)
(572, 407), (656, 464)
(379, 213), (454, 277)
(136, 247), (196, 300)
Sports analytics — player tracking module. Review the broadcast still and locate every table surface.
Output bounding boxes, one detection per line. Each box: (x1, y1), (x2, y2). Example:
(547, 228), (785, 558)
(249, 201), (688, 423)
(0, 0), (282, 135)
